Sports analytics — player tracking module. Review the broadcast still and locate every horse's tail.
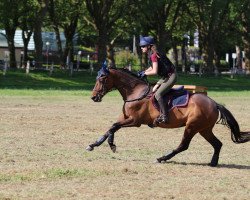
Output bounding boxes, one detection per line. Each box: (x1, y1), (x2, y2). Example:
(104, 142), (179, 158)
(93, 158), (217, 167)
(216, 103), (250, 143)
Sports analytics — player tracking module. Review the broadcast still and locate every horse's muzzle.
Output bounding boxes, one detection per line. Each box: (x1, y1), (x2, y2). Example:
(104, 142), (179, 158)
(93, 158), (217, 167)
(91, 95), (102, 102)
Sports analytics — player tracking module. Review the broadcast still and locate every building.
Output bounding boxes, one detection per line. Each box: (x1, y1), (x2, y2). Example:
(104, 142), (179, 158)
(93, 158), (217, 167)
(0, 33), (23, 64)
(0, 30), (76, 66)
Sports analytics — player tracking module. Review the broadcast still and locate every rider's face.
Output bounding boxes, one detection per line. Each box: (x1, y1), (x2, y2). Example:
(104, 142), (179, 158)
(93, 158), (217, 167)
(141, 45), (148, 53)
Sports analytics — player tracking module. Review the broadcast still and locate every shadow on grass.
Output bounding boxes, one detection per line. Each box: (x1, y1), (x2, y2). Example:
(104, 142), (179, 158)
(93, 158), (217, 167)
(177, 74), (250, 92)
(0, 69), (96, 91)
(165, 161), (250, 170)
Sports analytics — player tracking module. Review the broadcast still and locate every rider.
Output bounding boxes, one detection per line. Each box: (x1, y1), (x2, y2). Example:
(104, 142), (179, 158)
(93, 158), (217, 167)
(138, 35), (177, 124)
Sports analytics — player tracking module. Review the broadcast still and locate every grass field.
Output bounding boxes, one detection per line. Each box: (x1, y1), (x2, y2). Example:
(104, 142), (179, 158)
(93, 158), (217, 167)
(0, 69), (249, 199)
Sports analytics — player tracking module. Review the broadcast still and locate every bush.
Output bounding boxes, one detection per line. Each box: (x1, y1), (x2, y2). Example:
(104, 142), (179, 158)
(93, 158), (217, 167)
(115, 50), (140, 69)
(217, 60), (230, 72)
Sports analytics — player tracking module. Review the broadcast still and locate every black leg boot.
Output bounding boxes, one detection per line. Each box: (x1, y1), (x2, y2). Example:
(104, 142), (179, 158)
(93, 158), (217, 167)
(156, 97), (169, 124)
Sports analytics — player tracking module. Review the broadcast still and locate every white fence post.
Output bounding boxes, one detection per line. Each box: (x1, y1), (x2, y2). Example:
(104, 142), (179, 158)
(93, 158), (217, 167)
(128, 63), (132, 71)
(90, 61), (93, 75)
(69, 62), (73, 76)
(26, 60), (30, 75)
(3, 60), (8, 75)
(231, 53), (237, 79)
(49, 62), (54, 76)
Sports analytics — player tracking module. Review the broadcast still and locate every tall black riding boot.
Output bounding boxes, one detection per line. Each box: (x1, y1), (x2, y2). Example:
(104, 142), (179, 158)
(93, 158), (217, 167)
(156, 97), (169, 123)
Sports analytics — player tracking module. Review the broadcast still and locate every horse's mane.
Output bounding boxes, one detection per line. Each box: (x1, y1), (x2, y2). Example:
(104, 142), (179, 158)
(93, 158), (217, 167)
(112, 68), (163, 89)
(112, 67), (148, 83)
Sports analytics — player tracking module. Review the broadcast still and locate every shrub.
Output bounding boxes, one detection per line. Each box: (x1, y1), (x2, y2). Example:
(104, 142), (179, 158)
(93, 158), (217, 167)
(115, 50), (140, 70)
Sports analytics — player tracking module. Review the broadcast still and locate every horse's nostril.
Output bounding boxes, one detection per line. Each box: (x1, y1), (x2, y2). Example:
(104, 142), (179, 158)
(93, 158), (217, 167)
(91, 96), (97, 102)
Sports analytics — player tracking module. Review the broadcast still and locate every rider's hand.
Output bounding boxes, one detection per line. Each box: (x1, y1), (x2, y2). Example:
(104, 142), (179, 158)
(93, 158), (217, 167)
(137, 71), (143, 76)
(137, 71), (146, 78)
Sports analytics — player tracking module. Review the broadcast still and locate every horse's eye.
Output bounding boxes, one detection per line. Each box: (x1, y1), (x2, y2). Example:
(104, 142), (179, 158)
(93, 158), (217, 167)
(99, 76), (106, 83)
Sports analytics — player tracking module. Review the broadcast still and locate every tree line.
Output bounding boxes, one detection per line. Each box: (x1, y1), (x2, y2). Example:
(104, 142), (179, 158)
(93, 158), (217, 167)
(0, 0), (249, 74)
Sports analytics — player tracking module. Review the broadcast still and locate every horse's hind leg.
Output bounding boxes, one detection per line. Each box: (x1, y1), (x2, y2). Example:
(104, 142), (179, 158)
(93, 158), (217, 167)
(199, 129), (222, 167)
(156, 127), (196, 163)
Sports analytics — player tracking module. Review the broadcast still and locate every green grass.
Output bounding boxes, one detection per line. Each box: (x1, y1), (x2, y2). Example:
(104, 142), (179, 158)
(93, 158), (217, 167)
(0, 168), (106, 183)
(1, 68), (249, 96)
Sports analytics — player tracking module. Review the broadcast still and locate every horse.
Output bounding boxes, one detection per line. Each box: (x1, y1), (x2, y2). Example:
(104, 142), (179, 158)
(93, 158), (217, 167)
(86, 65), (250, 167)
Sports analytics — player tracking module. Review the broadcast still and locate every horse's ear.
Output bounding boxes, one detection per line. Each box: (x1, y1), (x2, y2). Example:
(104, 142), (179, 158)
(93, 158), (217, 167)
(101, 60), (107, 69)
(101, 60), (109, 73)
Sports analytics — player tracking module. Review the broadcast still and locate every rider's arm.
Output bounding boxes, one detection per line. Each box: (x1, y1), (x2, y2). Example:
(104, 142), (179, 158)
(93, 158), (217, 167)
(145, 61), (158, 76)
(145, 66), (153, 72)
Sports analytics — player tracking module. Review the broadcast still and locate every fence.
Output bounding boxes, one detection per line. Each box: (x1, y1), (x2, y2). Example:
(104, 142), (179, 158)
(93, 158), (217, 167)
(0, 59), (94, 77)
(1, 56), (248, 78)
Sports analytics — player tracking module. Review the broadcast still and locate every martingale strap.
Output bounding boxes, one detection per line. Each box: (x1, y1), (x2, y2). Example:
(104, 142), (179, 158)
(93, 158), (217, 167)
(125, 81), (151, 102)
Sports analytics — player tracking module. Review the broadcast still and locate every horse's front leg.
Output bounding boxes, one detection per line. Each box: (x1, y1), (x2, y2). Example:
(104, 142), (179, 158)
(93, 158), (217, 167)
(107, 123), (121, 153)
(86, 116), (137, 152)
(86, 130), (110, 151)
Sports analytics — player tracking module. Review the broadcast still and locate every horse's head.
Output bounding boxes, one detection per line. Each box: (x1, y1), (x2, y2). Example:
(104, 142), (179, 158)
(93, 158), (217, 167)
(91, 61), (114, 102)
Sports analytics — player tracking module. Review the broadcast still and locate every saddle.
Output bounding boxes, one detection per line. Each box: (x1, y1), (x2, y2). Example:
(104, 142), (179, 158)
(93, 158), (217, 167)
(151, 86), (190, 111)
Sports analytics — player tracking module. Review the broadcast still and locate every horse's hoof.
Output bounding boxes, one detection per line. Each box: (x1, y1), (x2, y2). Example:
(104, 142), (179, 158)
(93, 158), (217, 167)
(86, 145), (94, 151)
(153, 120), (159, 127)
(110, 145), (116, 153)
(209, 162), (218, 167)
(147, 124), (155, 128)
(154, 159), (162, 163)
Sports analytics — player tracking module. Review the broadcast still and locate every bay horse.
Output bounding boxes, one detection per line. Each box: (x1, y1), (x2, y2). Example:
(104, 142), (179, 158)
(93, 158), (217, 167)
(86, 65), (250, 167)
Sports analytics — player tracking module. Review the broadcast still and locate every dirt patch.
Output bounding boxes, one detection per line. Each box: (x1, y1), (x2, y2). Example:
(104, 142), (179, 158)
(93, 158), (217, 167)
(0, 95), (249, 199)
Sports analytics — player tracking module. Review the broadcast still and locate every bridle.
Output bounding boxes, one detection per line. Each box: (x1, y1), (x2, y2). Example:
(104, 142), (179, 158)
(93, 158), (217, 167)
(93, 76), (110, 98)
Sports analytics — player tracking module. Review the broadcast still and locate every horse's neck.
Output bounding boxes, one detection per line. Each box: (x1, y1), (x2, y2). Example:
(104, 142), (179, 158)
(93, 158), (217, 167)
(112, 70), (148, 101)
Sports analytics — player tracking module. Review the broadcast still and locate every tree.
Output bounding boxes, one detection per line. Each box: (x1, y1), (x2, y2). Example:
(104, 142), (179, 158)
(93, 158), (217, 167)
(129, 0), (184, 69)
(240, 0), (250, 74)
(48, 0), (84, 67)
(0, 0), (20, 68)
(171, 2), (196, 70)
(137, 0), (183, 54)
(48, 0), (63, 66)
(33, 0), (49, 68)
(19, 0), (40, 67)
(226, 0), (250, 74)
(185, 0), (231, 73)
(84, 0), (132, 66)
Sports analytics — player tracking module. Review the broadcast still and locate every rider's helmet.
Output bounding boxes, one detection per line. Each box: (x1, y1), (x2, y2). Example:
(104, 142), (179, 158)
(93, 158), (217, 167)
(139, 35), (155, 46)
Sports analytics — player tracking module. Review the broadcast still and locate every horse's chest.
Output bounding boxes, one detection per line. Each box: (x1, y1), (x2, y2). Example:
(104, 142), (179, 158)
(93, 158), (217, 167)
(124, 103), (138, 113)
(124, 101), (148, 116)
